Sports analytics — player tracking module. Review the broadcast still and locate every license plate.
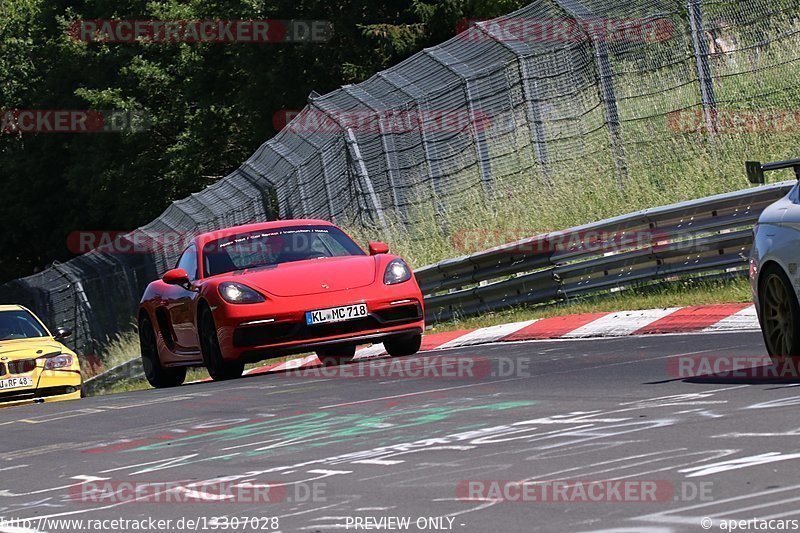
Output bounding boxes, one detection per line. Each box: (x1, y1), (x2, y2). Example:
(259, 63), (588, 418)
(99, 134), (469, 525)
(0, 376), (34, 390)
(306, 304), (368, 325)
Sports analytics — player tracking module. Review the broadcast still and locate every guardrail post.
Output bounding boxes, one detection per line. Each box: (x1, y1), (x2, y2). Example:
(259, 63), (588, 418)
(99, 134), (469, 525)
(687, 0), (718, 135)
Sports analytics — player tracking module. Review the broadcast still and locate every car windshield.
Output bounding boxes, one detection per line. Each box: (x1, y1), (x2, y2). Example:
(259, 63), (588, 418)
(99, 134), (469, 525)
(0, 309), (49, 341)
(202, 226), (366, 277)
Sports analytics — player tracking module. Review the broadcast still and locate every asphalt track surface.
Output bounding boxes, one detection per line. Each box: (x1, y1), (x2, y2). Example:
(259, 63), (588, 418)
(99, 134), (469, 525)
(1, 331), (798, 533)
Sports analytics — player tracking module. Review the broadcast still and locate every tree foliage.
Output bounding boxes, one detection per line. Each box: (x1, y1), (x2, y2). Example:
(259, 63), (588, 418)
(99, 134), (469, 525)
(0, 0), (525, 282)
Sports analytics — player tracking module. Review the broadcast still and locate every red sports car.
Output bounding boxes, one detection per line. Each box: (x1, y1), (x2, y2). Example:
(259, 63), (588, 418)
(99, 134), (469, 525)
(137, 220), (425, 387)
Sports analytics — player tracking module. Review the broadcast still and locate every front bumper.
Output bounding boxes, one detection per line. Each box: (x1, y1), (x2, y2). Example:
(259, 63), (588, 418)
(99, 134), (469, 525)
(0, 386), (82, 408)
(214, 287), (425, 362)
(0, 367), (82, 408)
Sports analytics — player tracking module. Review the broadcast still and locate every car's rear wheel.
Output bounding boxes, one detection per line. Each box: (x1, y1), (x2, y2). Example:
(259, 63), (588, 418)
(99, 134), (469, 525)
(316, 344), (357, 366)
(139, 316), (186, 388)
(760, 265), (800, 364)
(199, 307), (245, 381)
(384, 333), (422, 358)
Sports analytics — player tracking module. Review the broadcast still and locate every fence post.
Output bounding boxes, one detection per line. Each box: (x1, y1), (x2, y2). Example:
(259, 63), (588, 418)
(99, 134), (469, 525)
(318, 149), (339, 221)
(688, 0), (718, 135)
(379, 71), (448, 224)
(473, 21), (553, 185)
(342, 84), (408, 222)
(238, 164), (282, 221)
(520, 60), (553, 185)
(309, 98), (390, 234)
(593, 38), (627, 189)
(552, 0), (628, 189)
(424, 48), (494, 201)
(267, 140), (310, 217)
(51, 262), (99, 353)
(345, 127), (390, 233)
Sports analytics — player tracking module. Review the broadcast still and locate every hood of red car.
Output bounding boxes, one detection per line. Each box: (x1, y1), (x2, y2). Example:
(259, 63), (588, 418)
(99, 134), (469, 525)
(230, 255), (377, 297)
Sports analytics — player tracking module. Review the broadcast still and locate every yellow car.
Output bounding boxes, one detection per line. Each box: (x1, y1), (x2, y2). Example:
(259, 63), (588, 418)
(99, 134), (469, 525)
(0, 305), (82, 407)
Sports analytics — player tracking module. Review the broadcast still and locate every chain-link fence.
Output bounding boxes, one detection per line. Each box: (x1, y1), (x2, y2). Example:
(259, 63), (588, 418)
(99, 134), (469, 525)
(1, 0), (798, 359)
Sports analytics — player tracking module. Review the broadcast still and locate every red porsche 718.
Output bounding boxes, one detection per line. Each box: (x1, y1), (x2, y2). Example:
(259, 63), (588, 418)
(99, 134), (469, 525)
(137, 220), (425, 387)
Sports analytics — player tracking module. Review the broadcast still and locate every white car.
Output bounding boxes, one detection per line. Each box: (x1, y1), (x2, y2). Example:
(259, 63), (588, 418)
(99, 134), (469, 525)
(748, 159), (800, 362)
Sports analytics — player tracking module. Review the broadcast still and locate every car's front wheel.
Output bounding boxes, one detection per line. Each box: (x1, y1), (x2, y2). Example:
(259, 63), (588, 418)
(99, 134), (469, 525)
(384, 333), (422, 358)
(200, 307), (245, 381)
(139, 316), (187, 388)
(760, 265), (800, 364)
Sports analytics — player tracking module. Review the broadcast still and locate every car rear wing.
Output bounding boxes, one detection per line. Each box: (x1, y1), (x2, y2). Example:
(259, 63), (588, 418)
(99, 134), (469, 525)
(746, 158), (800, 184)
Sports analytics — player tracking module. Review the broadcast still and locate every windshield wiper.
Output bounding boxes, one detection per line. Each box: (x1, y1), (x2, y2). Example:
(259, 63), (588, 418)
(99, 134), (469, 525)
(232, 263), (278, 275)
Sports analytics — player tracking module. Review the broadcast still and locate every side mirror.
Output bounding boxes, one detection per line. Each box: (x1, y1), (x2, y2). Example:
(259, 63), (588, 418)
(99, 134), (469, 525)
(54, 327), (72, 340)
(746, 161), (765, 184)
(163, 268), (190, 286)
(369, 242), (390, 255)
(746, 159), (800, 185)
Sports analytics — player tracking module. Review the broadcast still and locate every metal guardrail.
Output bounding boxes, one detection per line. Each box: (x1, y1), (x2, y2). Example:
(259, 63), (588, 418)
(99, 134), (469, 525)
(84, 181), (794, 391)
(414, 181), (796, 323)
(84, 358), (143, 395)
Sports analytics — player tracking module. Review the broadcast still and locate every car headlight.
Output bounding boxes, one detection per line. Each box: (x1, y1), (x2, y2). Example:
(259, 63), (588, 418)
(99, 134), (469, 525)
(219, 282), (266, 304)
(43, 353), (74, 370)
(384, 259), (412, 285)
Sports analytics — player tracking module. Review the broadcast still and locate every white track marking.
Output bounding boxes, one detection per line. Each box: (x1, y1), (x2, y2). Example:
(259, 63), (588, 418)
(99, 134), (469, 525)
(436, 320), (538, 349)
(354, 344), (387, 359)
(563, 308), (681, 338)
(701, 305), (758, 332)
(678, 452), (800, 477)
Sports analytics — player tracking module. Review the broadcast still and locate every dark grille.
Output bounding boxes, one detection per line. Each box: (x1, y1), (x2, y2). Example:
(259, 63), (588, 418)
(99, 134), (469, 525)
(0, 389), (35, 402)
(8, 359), (36, 374)
(234, 308), (423, 349)
(0, 362), (5, 376)
(234, 323), (299, 347)
(0, 385), (79, 403)
(374, 304), (422, 323)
